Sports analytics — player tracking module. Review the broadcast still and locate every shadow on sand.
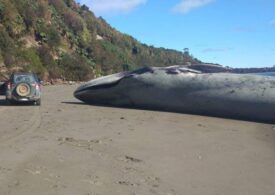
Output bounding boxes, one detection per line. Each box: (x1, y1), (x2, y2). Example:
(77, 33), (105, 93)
(62, 101), (85, 105)
(62, 101), (275, 125)
(0, 98), (36, 106)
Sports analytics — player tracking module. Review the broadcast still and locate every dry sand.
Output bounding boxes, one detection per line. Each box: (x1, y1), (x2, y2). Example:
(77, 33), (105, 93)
(0, 85), (275, 195)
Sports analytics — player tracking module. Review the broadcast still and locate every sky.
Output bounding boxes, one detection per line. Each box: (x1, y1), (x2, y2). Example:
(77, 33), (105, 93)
(76, 0), (275, 68)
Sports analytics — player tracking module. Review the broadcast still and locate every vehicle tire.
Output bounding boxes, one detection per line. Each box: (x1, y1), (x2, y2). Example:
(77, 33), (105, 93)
(35, 99), (41, 106)
(6, 99), (14, 105)
(6, 99), (11, 105)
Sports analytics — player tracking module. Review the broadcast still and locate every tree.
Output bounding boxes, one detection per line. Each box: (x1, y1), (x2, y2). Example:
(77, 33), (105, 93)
(81, 5), (90, 12)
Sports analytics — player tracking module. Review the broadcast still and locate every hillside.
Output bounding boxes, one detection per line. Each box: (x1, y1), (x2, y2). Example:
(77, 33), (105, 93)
(0, 0), (200, 81)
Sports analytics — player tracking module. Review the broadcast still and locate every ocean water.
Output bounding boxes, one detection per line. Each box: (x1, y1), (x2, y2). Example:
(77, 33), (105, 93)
(254, 72), (275, 77)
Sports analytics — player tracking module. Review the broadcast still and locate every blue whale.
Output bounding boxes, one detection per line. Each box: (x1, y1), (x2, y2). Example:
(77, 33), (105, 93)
(74, 66), (275, 123)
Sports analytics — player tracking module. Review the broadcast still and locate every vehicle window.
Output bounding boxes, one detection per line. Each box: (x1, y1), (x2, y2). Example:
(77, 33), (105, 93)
(13, 75), (35, 83)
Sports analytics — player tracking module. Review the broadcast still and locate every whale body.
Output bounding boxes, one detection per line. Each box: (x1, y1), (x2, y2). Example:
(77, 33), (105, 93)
(74, 66), (275, 123)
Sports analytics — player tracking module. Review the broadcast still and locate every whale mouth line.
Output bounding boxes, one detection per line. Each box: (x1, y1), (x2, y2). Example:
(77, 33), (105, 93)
(75, 79), (122, 94)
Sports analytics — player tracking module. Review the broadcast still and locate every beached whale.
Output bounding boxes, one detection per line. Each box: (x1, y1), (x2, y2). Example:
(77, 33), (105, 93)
(74, 66), (275, 123)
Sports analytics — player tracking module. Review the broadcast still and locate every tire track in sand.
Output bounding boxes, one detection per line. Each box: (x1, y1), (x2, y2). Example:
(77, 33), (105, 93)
(0, 106), (42, 144)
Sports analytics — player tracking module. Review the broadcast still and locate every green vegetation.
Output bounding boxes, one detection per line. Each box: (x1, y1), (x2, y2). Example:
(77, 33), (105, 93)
(18, 48), (45, 75)
(0, 0), (200, 81)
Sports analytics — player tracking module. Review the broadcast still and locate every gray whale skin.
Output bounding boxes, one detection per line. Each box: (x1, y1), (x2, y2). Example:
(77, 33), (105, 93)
(74, 66), (275, 123)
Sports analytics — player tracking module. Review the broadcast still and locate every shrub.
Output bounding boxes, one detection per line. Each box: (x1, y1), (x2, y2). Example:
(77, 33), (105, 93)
(35, 20), (61, 48)
(0, 2), (4, 20)
(36, 1), (48, 18)
(58, 53), (94, 81)
(47, 27), (61, 48)
(18, 48), (46, 77)
(0, 1), (25, 37)
(37, 46), (55, 66)
(64, 11), (84, 33)
(49, 0), (66, 14)
(0, 28), (15, 52)
(0, 28), (16, 67)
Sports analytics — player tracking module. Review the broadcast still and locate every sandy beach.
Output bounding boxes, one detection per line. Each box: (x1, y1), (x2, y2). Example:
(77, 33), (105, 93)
(0, 85), (275, 195)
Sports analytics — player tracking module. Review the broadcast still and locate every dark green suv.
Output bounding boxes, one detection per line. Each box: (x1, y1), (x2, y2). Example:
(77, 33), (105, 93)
(6, 72), (42, 105)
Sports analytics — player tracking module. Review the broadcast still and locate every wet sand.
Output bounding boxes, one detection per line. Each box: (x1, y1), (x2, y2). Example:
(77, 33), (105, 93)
(0, 85), (275, 195)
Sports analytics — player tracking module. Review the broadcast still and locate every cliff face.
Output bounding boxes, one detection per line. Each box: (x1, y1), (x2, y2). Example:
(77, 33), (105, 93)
(0, 0), (200, 81)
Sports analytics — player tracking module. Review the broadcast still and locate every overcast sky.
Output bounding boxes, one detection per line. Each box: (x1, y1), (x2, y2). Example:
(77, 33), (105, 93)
(76, 0), (275, 68)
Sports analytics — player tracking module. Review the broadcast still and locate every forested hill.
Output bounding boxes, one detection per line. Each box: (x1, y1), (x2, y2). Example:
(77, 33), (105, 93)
(0, 0), (201, 81)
